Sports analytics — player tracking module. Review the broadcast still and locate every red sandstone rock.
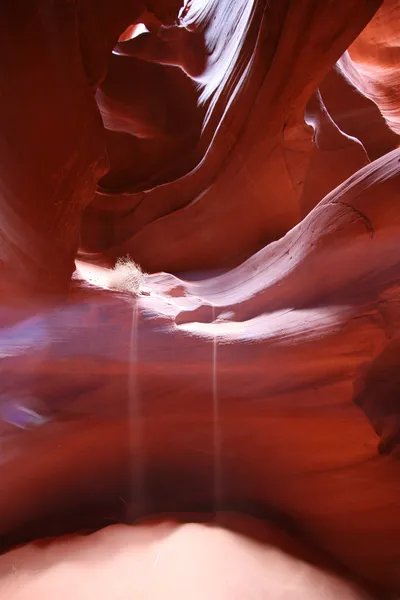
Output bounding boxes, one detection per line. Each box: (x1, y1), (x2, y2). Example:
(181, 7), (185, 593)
(3, 0), (400, 597)
(342, 0), (400, 136)
(300, 90), (369, 217)
(319, 67), (399, 162)
(0, 0), (184, 293)
(80, 0), (382, 272)
(2, 147), (400, 593)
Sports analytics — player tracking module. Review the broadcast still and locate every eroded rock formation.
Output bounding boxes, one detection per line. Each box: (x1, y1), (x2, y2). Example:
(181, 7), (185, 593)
(1, 0), (400, 597)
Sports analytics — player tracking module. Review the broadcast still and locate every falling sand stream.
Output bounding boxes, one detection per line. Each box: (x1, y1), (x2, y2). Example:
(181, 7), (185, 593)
(127, 298), (146, 521)
(125, 288), (224, 521)
(212, 305), (223, 516)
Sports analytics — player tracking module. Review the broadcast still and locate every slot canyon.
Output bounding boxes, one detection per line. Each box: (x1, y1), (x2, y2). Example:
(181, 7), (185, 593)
(1, 0), (400, 597)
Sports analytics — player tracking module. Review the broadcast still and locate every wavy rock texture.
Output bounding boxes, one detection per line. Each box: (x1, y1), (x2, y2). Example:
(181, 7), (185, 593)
(340, 0), (400, 136)
(1, 0), (400, 597)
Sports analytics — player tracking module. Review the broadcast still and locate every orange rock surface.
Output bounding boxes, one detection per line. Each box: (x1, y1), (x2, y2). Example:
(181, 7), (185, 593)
(1, 0), (400, 597)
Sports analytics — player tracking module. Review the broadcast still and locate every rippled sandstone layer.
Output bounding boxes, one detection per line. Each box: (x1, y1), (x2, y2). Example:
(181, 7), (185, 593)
(1, 0), (400, 597)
